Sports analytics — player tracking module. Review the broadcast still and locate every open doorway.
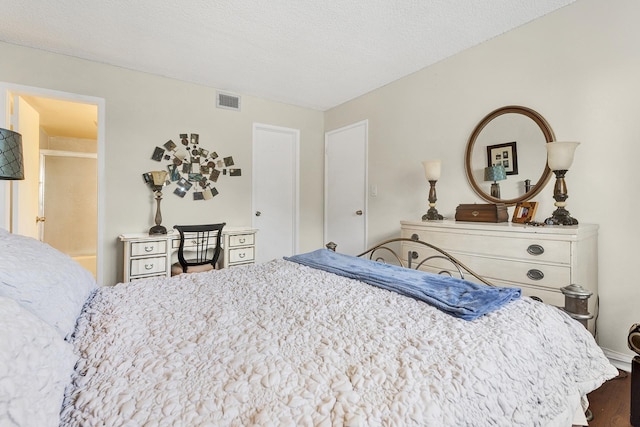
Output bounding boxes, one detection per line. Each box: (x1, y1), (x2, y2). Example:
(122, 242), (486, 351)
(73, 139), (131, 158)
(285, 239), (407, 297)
(21, 95), (98, 278)
(0, 85), (103, 282)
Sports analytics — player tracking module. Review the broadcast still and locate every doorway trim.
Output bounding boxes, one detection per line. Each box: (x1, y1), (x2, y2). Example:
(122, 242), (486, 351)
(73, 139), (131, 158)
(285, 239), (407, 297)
(0, 82), (106, 285)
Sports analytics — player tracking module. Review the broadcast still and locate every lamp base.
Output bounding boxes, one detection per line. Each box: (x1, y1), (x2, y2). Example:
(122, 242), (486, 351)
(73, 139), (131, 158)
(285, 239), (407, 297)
(490, 182), (501, 198)
(149, 225), (167, 235)
(545, 207), (578, 226)
(422, 208), (443, 221)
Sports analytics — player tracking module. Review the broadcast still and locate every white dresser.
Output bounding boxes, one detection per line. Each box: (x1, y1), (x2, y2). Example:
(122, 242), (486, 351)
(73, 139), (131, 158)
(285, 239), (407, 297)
(119, 227), (257, 282)
(400, 220), (598, 333)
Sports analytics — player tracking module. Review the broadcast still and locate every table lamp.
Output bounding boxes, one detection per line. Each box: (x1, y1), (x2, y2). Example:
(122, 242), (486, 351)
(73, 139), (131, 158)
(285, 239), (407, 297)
(421, 160), (443, 221)
(544, 141), (579, 225)
(0, 128), (25, 180)
(147, 170), (168, 235)
(484, 164), (506, 198)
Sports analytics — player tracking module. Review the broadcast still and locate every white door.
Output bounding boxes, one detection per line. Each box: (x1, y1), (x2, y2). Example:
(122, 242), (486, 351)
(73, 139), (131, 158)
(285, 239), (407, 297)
(12, 96), (40, 238)
(252, 124), (299, 263)
(325, 120), (368, 255)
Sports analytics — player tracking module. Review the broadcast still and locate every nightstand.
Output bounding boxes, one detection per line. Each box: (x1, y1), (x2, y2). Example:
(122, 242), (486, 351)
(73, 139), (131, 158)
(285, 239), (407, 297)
(222, 227), (257, 268)
(119, 233), (172, 282)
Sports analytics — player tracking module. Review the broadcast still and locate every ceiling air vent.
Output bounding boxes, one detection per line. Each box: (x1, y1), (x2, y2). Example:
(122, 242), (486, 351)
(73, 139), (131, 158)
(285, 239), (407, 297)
(216, 91), (241, 111)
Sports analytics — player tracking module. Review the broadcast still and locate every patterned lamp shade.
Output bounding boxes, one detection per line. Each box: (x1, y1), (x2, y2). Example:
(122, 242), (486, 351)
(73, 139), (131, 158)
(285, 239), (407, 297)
(484, 164), (506, 182)
(0, 128), (24, 180)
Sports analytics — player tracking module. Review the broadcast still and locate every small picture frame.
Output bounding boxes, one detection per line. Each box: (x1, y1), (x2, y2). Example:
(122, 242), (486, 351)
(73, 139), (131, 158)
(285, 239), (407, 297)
(487, 141), (518, 175)
(163, 140), (177, 151)
(151, 146), (165, 162)
(512, 202), (538, 224)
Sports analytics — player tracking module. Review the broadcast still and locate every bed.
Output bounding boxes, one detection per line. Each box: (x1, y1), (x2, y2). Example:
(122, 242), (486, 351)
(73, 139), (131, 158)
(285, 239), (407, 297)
(0, 229), (617, 426)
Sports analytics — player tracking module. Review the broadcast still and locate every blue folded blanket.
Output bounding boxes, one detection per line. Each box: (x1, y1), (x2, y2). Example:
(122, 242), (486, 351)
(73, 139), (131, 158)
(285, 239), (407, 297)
(285, 249), (520, 321)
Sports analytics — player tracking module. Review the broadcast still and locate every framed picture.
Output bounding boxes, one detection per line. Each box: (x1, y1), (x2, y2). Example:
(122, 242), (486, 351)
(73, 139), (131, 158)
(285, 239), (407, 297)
(487, 141), (518, 175)
(512, 202), (538, 224)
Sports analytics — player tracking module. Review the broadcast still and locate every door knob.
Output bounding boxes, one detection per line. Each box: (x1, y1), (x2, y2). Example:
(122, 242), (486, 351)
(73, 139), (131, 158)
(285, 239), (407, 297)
(36, 216), (46, 223)
(355, 210), (363, 216)
(255, 211), (261, 217)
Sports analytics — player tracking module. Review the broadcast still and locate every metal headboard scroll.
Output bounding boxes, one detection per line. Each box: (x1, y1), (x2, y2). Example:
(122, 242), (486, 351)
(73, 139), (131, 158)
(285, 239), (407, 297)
(325, 239), (593, 332)
(352, 237), (494, 286)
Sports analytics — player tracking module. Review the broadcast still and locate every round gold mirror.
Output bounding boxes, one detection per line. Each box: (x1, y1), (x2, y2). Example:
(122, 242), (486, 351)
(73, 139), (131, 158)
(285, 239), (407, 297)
(464, 105), (555, 206)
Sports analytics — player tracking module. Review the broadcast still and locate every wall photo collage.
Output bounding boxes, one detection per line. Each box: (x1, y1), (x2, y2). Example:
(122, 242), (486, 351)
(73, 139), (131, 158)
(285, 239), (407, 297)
(149, 133), (241, 201)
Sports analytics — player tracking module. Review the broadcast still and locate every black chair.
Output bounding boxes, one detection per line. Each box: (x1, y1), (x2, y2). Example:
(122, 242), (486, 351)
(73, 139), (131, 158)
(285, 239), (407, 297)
(171, 223), (226, 275)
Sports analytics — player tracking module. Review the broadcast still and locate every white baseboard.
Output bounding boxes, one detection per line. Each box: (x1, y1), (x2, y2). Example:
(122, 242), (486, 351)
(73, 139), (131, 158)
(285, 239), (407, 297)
(602, 347), (633, 372)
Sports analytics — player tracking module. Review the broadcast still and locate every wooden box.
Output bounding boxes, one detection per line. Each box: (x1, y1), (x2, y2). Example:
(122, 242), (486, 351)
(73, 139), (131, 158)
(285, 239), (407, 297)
(455, 203), (509, 223)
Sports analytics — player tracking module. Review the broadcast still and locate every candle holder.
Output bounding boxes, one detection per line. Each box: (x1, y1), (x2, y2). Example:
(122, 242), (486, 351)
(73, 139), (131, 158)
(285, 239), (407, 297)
(421, 160), (443, 221)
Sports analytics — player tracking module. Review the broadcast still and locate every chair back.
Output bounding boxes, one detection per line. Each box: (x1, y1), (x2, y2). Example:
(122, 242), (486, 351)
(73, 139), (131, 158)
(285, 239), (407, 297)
(174, 223), (226, 273)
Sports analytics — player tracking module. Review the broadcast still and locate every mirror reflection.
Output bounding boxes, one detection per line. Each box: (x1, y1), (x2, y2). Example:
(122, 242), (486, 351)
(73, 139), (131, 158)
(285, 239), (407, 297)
(464, 106), (555, 206)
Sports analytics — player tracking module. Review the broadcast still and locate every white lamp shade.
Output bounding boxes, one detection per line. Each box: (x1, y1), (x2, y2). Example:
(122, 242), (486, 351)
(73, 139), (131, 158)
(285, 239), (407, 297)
(422, 160), (441, 181)
(546, 141), (580, 170)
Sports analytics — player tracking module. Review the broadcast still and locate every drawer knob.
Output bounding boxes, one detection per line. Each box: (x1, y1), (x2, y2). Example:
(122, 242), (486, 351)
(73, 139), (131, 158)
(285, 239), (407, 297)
(527, 269), (544, 281)
(144, 246), (154, 252)
(527, 244), (545, 256)
(145, 263), (154, 270)
(239, 238), (246, 244)
(239, 253), (246, 259)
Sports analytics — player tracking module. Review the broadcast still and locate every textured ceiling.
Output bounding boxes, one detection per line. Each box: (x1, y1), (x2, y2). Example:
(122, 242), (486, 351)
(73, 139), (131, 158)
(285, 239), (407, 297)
(1, 0), (574, 111)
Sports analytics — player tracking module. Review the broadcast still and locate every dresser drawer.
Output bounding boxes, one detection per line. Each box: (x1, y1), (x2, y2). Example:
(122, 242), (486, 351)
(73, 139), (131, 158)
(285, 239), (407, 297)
(458, 254), (570, 290)
(228, 234), (254, 247)
(402, 244), (570, 290)
(410, 264), (565, 307)
(130, 256), (167, 276)
(402, 227), (570, 264)
(130, 240), (167, 257)
(228, 247), (255, 263)
(171, 235), (219, 250)
(492, 280), (565, 307)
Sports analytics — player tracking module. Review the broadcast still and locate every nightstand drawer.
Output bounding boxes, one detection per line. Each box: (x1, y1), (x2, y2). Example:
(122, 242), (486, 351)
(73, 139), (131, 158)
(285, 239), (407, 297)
(131, 240), (167, 257)
(130, 256), (166, 276)
(228, 247), (254, 263)
(229, 234), (254, 247)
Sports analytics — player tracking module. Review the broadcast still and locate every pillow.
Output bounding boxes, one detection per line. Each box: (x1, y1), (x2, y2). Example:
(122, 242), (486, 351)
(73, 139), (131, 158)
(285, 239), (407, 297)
(0, 296), (77, 427)
(0, 228), (97, 338)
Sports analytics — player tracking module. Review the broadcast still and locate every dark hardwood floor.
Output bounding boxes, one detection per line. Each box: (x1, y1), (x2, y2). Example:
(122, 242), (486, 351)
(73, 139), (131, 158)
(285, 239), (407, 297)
(587, 369), (631, 427)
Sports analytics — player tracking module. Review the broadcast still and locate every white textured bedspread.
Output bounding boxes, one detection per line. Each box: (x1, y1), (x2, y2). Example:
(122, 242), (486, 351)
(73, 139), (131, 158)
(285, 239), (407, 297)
(61, 259), (617, 426)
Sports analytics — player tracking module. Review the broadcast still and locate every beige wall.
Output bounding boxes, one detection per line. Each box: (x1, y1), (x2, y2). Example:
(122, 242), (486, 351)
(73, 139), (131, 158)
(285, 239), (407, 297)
(326, 0), (639, 363)
(0, 41), (326, 287)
